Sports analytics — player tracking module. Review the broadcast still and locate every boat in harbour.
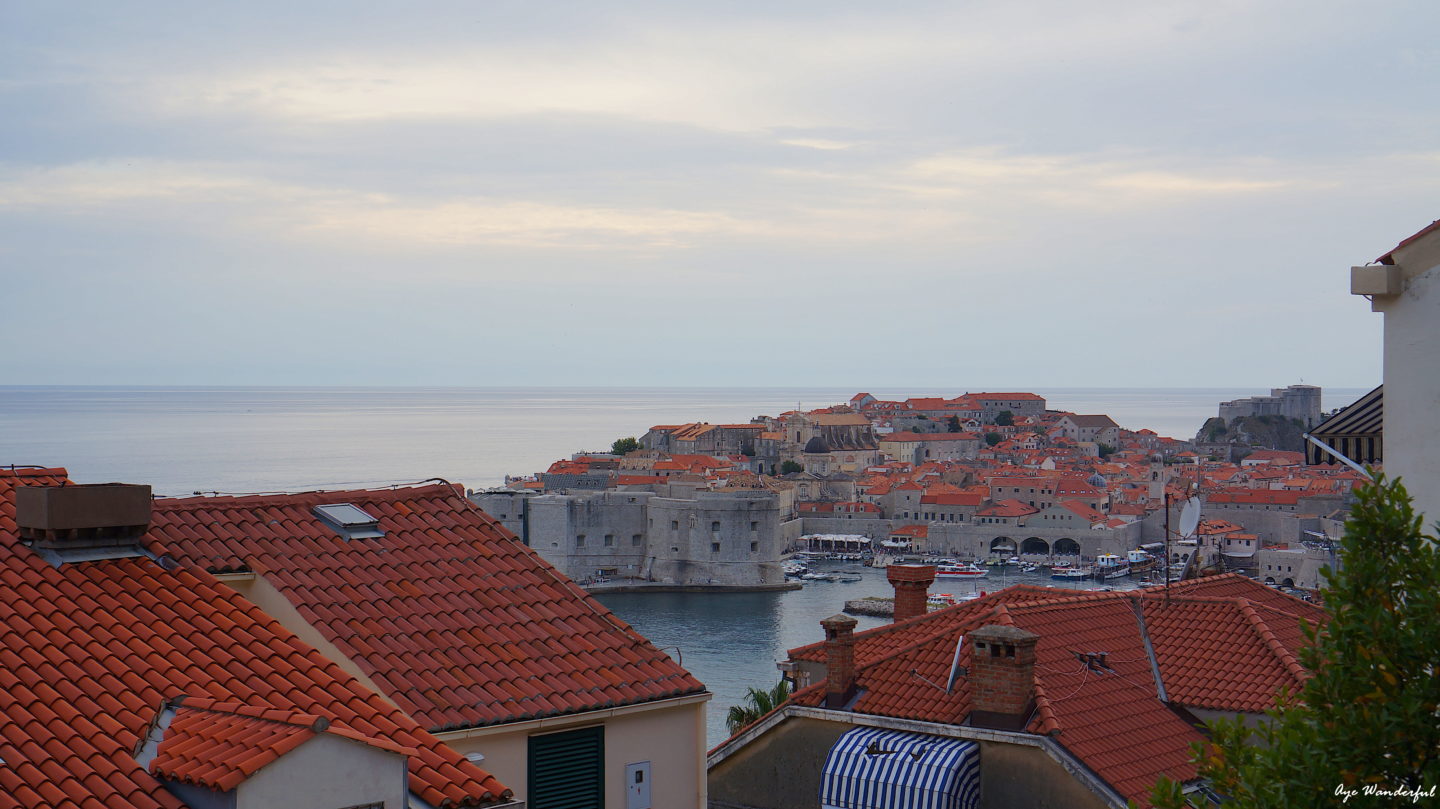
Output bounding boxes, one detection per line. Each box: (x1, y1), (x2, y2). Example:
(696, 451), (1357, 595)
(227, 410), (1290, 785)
(935, 562), (988, 579)
(1051, 567), (1091, 580)
(1094, 554), (1131, 580)
(1126, 549), (1158, 575)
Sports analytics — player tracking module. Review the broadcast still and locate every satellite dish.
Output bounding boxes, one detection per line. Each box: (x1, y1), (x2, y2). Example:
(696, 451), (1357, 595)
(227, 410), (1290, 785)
(1178, 496), (1201, 538)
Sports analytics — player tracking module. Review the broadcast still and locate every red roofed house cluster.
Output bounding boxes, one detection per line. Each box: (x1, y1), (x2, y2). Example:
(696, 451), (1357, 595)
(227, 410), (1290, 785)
(709, 566), (1327, 809)
(0, 465), (711, 809)
(490, 389), (1369, 595)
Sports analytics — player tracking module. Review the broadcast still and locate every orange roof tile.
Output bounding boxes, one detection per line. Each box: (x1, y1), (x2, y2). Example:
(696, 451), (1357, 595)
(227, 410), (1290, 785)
(785, 575), (1323, 808)
(0, 468), (511, 809)
(145, 483), (705, 732)
(150, 697), (416, 792)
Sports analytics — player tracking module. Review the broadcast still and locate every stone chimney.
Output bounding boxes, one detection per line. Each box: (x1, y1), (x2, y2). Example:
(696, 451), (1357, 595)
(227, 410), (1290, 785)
(16, 484), (153, 552)
(887, 564), (936, 622)
(820, 613), (858, 709)
(968, 624), (1039, 731)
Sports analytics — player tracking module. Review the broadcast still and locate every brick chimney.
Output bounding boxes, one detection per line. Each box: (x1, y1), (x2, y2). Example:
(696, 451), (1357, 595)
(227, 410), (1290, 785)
(16, 484), (152, 553)
(820, 613), (858, 709)
(968, 624), (1039, 731)
(887, 564), (936, 622)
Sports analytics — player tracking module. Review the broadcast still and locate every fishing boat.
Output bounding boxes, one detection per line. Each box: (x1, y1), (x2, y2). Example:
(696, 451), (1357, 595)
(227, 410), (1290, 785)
(1094, 554), (1131, 580)
(1126, 549), (1158, 575)
(935, 562), (988, 579)
(1051, 567), (1091, 580)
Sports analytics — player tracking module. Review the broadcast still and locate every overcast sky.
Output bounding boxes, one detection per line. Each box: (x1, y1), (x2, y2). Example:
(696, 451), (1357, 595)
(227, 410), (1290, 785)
(1, 1), (1433, 388)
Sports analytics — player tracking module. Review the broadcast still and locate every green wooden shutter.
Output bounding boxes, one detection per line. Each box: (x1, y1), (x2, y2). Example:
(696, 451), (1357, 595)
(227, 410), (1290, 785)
(528, 726), (604, 809)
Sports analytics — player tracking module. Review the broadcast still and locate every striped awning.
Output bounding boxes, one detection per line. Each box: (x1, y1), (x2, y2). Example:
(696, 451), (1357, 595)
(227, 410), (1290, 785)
(820, 727), (980, 809)
(1306, 385), (1382, 466)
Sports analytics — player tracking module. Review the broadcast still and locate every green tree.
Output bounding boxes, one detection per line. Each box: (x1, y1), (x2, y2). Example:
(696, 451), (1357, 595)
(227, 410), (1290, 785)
(610, 436), (640, 455)
(1097, 443), (1117, 459)
(947, 415), (962, 432)
(994, 410), (1014, 426)
(779, 460), (805, 475)
(984, 432), (1003, 446)
(1151, 475), (1440, 808)
(725, 678), (793, 735)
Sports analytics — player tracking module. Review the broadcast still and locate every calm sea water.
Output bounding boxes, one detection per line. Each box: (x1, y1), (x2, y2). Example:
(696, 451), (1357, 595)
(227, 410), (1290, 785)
(0, 386), (1364, 496)
(0, 385), (1366, 746)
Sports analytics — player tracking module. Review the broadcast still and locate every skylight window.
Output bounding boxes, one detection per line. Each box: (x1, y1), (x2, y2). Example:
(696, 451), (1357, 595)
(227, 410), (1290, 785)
(312, 503), (384, 539)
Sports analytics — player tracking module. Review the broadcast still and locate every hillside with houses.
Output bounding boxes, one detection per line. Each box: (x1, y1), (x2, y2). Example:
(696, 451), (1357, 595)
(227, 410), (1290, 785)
(479, 391), (1363, 592)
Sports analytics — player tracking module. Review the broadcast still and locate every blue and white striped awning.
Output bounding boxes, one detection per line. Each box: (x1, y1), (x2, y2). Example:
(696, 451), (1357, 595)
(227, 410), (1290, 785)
(820, 727), (980, 809)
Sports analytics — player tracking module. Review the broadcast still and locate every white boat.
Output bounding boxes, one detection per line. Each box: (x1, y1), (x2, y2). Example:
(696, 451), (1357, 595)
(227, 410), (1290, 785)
(935, 562), (988, 579)
(1052, 567), (1091, 580)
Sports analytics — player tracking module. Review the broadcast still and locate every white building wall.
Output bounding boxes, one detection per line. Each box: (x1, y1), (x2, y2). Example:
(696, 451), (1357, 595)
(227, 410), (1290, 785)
(1361, 229), (1440, 522)
(237, 735), (408, 809)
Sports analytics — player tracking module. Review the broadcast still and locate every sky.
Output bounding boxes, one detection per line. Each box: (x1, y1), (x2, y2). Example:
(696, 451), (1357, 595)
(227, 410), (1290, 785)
(1, 1), (1434, 388)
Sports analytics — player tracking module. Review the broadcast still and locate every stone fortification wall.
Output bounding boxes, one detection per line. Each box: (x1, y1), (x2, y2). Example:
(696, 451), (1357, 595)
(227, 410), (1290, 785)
(467, 490), (534, 540)
(648, 492), (782, 586)
(526, 491), (651, 581)
(795, 517), (896, 540)
(779, 517), (806, 548)
(928, 521), (1142, 562)
(518, 488), (783, 586)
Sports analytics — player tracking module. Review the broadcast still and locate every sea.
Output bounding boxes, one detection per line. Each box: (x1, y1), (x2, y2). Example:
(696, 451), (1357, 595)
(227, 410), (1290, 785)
(0, 385), (1366, 746)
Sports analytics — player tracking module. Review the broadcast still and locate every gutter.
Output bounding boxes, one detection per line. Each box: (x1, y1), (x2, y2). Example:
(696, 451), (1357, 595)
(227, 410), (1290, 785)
(434, 692), (711, 742)
(708, 704), (1128, 809)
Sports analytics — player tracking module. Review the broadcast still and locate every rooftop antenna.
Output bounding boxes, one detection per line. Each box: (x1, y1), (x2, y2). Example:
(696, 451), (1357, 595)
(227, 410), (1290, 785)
(945, 633), (967, 693)
(1163, 488), (1200, 604)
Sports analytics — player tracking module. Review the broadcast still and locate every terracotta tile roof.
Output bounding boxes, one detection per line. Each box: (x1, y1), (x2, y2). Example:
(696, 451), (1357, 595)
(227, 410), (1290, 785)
(149, 697), (416, 792)
(976, 498), (1038, 518)
(787, 585), (1077, 666)
(786, 575), (1324, 808)
(1057, 500), (1107, 522)
(1209, 489), (1305, 505)
(145, 483), (705, 732)
(920, 492), (985, 507)
(0, 468), (511, 809)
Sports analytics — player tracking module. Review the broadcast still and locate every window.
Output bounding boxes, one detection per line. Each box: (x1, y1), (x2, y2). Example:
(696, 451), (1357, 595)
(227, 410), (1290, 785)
(750, 521), (758, 531)
(750, 541), (758, 552)
(528, 727), (603, 809)
(711, 542), (721, 552)
(632, 534), (642, 546)
(711, 521), (721, 532)
(603, 534), (614, 547)
(671, 520), (679, 530)
(576, 534), (586, 547)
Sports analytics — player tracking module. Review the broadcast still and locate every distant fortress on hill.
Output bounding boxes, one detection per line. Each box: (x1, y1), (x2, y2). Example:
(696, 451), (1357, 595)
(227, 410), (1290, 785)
(1216, 385), (1322, 428)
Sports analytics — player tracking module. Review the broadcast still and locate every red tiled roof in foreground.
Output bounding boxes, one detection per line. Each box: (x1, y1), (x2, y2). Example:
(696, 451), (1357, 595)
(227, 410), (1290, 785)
(150, 697), (416, 792)
(786, 575), (1325, 808)
(0, 468), (510, 809)
(144, 483), (705, 732)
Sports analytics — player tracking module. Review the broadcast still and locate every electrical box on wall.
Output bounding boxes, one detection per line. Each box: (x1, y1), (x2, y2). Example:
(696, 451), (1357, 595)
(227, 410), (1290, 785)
(625, 761), (652, 809)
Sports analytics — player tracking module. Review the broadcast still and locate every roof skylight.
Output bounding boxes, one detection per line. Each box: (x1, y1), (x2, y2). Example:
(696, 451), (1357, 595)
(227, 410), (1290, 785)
(312, 503), (384, 539)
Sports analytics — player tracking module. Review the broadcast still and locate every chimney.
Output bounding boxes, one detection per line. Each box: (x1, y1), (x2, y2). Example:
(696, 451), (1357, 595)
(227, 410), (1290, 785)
(820, 613), (858, 709)
(887, 564), (936, 622)
(968, 624), (1039, 731)
(16, 484), (152, 553)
